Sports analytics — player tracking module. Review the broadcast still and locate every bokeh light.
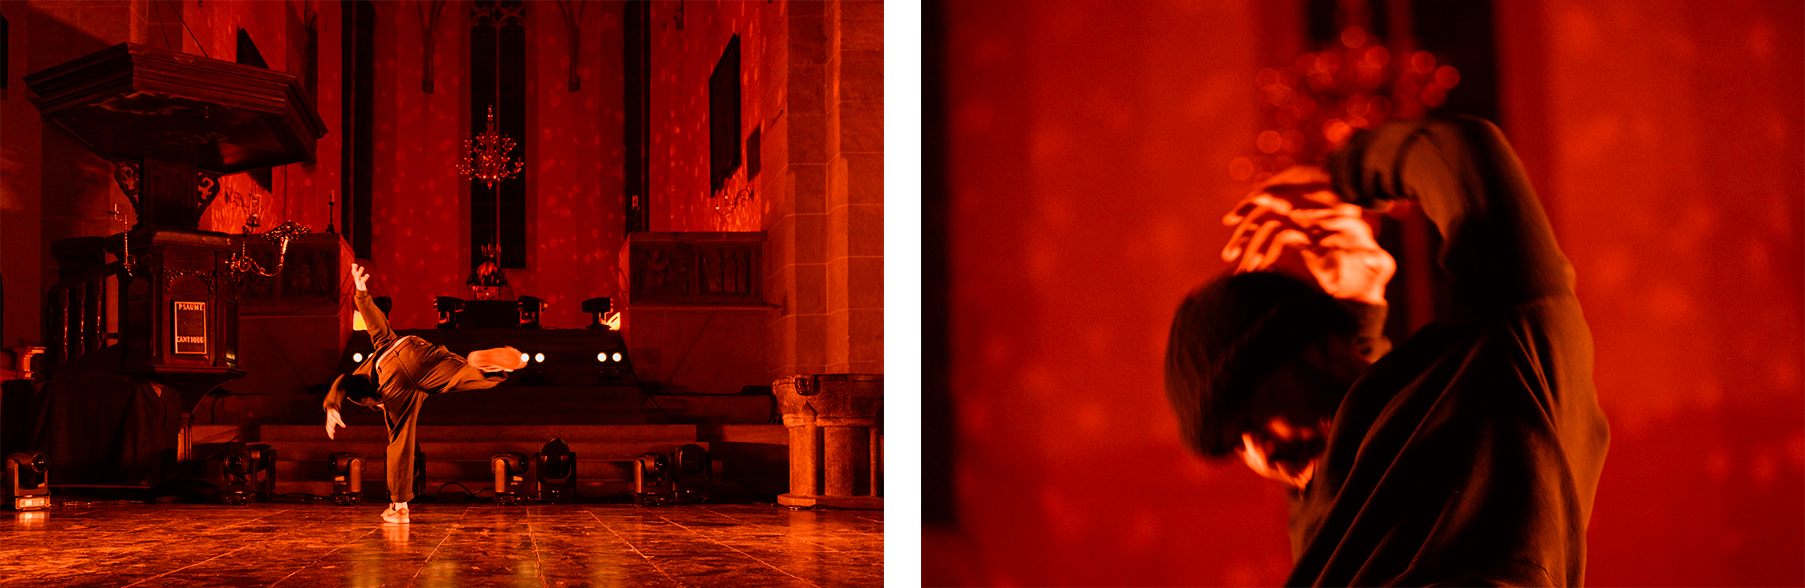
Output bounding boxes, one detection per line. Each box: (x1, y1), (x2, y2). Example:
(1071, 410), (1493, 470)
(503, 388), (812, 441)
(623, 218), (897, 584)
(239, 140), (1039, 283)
(1235, 26), (1456, 182)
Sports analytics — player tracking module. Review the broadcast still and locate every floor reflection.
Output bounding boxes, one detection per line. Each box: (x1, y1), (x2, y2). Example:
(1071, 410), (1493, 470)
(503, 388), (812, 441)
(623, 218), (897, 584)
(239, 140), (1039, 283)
(382, 521), (410, 544)
(0, 503), (881, 587)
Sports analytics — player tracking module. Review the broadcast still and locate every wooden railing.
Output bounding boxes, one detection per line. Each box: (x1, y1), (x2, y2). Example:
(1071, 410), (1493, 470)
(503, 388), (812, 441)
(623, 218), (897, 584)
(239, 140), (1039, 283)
(42, 261), (120, 370)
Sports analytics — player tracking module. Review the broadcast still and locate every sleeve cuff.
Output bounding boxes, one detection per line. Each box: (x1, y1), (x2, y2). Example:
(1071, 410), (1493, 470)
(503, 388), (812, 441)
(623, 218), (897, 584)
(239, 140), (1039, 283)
(1337, 298), (1392, 363)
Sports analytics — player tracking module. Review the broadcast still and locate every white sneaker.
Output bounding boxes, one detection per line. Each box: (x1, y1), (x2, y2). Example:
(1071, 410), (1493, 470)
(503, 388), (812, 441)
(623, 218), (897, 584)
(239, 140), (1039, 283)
(381, 506), (410, 524)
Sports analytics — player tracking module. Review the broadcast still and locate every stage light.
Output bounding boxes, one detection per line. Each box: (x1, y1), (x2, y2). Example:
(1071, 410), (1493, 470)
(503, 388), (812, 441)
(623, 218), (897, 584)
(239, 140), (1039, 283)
(518, 296), (545, 329)
(672, 444), (711, 502)
(4, 451), (50, 511)
(520, 352), (530, 364)
(597, 352), (607, 362)
(534, 352), (545, 363)
(221, 444), (276, 505)
(352, 352), (365, 362)
(328, 452), (364, 506)
(435, 296), (465, 329)
(491, 452), (528, 506)
(612, 352), (623, 362)
(581, 297), (613, 330)
(535, 438), (577, 503)
(633, 452), (670, 506)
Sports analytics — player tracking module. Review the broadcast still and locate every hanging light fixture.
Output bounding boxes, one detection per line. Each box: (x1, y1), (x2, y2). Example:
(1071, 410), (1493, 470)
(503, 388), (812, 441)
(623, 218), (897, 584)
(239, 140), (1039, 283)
(456, 105), (523, 190)
(457, 4), (523, 190)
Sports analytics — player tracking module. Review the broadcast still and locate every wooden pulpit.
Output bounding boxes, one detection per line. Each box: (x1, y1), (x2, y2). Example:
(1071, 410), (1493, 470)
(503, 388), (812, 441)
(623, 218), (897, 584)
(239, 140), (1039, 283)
(27, 43), (327, 416)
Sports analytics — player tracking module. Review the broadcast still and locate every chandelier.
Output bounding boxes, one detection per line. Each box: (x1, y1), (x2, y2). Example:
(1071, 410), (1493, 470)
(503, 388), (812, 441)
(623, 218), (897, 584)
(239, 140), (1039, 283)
(1234, 23), (1458, 183)
(457, 105), (523, 190)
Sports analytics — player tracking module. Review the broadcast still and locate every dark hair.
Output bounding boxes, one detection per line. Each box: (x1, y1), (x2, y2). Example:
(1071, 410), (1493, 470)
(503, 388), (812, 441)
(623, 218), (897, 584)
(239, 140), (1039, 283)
(1164, 271), (1358, 458)
(324, 373), (378, 413)
(339, 373), (378, 401)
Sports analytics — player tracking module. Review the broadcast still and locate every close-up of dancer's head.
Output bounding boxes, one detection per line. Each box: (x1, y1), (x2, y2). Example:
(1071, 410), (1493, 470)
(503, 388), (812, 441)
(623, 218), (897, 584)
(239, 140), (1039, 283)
(329, 372), (379, 404)
(1164, 270), (1369, 489)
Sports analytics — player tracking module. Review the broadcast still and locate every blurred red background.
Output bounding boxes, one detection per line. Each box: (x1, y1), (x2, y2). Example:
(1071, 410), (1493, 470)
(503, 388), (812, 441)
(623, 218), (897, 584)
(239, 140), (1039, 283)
(923, 0), (1804, 585)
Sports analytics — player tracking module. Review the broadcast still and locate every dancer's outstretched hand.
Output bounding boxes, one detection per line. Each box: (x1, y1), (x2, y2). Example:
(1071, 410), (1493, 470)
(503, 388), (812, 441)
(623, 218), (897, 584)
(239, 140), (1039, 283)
(351, 263), (371, 292)
(326, 408), (346, 439)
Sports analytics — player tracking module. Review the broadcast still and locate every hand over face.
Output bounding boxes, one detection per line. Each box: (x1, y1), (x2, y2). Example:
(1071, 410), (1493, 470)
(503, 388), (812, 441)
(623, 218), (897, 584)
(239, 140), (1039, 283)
(1221, 167), (1396, 305)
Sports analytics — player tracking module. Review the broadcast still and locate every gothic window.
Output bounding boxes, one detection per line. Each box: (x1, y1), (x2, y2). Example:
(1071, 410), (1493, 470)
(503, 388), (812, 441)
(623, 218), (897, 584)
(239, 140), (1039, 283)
(471, 0), (527, 269)
(623, 1), (650, 233)
(341, 0), (376, 259)
(709, 34), (741, 194)
(236, 29), (273, 192)
(2, 15), (10, 94)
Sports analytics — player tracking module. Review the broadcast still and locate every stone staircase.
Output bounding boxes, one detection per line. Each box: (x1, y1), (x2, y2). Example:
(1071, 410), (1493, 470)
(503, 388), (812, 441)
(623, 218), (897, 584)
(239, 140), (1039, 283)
(170, 318), (795, 503)
(190, 418), (789, 503)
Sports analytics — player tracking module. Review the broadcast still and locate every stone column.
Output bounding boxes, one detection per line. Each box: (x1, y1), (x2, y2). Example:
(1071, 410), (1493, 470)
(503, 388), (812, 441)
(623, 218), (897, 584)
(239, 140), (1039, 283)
(773, 373), (881, 509)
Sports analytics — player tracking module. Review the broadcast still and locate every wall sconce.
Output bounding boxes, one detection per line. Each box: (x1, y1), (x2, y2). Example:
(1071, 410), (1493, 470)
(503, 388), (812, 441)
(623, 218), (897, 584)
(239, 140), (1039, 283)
(228, 220), (312, 279)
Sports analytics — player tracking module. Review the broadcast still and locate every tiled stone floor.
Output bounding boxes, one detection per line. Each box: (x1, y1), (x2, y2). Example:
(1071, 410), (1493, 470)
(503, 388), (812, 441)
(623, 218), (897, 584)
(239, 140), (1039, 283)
(0, 502), (883, 587)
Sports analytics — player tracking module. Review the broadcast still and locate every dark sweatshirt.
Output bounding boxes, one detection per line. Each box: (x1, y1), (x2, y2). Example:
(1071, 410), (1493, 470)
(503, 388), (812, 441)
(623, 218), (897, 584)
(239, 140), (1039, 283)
(1287, 117), (1610, 586)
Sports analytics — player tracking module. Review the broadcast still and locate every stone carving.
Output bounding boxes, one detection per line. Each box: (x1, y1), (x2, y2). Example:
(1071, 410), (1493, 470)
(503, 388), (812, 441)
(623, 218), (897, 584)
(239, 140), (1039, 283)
(625, 233), (762, 306)
(113, 161), (141, 205)
(700, 247), (752, 296)
(641, 248), (693, 297)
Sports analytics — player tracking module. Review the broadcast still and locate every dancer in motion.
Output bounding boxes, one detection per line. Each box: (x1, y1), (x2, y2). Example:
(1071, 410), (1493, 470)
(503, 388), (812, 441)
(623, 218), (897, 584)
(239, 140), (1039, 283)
(1165, 116), (1608, 585)
(324, 263), (526, 523)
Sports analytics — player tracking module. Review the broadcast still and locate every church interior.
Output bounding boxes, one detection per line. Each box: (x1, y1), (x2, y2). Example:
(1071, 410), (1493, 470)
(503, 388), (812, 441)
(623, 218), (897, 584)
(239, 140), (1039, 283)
(0, 0), (885, 585)
(924, 0), (1802, 586)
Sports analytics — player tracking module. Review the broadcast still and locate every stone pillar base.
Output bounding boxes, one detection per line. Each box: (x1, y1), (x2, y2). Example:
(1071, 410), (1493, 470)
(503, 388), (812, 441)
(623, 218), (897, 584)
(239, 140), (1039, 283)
(779, 493), (883, 510)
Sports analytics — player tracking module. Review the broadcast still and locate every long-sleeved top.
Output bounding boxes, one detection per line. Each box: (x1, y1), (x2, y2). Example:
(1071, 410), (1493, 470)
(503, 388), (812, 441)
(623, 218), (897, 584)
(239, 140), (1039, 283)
(1287, 116), (1611, 586)
(322, 290), (508, 414)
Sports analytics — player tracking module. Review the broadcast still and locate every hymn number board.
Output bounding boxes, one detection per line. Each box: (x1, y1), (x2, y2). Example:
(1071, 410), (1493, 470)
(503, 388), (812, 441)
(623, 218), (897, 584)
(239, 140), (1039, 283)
(173, 301), (208, 355)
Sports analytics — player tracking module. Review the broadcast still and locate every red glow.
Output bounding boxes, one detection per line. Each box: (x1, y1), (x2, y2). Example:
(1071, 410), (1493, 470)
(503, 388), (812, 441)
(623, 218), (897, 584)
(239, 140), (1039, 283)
(933, 1), (1804, 586)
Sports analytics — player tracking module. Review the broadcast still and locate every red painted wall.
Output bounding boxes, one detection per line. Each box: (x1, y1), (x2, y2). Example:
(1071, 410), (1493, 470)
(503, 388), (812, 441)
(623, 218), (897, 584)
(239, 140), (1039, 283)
(936, 2), (1295, 585)
(932, 0), (1805, 586)
(361, 0), (624, 331)
(1, 0), (48, 349)
(1501, 1), (1805, 585)
(646, 0), (779, 233)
